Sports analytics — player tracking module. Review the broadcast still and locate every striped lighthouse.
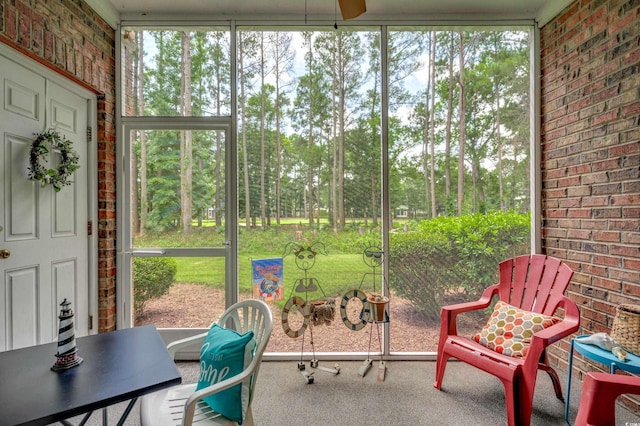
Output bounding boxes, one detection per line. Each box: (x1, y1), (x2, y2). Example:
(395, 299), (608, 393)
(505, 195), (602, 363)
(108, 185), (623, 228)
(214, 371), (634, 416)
(52, 298), (83, 371)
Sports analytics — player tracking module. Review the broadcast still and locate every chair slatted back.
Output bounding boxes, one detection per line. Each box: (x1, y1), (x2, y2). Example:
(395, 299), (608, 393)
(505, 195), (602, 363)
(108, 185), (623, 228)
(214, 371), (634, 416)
(498, 254), (574, 315)
(219, 300), (273, 357)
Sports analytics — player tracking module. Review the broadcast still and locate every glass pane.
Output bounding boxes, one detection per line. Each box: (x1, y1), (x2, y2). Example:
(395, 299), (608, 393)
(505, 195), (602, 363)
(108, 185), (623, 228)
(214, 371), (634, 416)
(121, 27), (231, 117)
(235, 28), (386, 354)
(387, 29), (532, 352)
(134, 257), (225, 328)
(130, 128), (226, 246)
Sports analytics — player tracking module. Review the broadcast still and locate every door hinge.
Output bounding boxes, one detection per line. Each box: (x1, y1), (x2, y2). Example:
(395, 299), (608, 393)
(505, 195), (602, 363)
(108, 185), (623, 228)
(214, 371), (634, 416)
(87, 126), (92, 141)
(88, 220), (92, 236)
(89, 314), (93, 330)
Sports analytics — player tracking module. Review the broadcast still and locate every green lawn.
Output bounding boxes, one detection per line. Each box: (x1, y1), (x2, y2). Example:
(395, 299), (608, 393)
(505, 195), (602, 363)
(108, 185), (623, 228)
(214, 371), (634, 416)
(173, 252), (378, 306)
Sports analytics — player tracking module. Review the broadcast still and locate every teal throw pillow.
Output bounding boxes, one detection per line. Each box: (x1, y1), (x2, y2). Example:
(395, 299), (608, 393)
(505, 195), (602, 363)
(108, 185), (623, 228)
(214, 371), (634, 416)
(196, 324), (256, 424)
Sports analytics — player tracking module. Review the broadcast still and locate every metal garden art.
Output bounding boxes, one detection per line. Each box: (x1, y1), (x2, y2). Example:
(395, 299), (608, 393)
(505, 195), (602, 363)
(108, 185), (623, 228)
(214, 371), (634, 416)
(281, 242), (340, 383)
(281, 241), (390, 383)
(340, 242), (389, 381)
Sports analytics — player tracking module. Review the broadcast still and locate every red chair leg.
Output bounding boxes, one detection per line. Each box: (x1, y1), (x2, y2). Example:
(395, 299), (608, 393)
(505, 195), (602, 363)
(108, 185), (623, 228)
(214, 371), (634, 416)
(433, 351), (450, 390)
(538, 363), (564, 401)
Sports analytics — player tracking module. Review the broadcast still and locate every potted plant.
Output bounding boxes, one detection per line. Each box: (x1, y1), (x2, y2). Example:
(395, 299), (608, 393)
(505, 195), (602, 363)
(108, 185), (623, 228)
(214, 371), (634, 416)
(367, 292), (389, 322)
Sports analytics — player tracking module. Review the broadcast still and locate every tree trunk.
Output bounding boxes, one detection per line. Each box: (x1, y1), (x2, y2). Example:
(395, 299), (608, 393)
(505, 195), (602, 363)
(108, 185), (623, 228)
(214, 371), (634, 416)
(445, 33), (454, 201)
(274, 42), (282, 226)
(260, 34), (267, 228)
(332, 75), (338, 232)
(429, 31), (437, 218)
(307, 38), (314, 226)
(180, 31), (193, 236)
(457, 31), (466, 216)
(337, 36), (346, 230)
(495, 65), (505, 212)
(239, 36), (251, 228)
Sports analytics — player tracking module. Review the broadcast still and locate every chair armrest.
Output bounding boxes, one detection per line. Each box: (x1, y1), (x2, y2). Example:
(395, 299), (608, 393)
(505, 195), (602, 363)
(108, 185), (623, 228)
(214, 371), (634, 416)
(533, 296), (580, 344)
(523, 296), (580, 371)
(166, 331), (209, 360)
(441, 284), (499, 315)
(182, 354), (263, 425)
(439, 284), (499, 337)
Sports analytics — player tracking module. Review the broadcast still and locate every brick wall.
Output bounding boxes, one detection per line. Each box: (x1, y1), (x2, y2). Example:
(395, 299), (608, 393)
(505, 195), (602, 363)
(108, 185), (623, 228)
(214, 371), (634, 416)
(540, 0), (640, 413)
(0, 0), (117, 332)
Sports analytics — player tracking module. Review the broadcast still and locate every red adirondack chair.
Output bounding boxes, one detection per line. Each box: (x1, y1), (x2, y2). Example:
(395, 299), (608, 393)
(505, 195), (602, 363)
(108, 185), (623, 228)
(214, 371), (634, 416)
(574, 372), (640, 426)
(433, 254), (580, 426)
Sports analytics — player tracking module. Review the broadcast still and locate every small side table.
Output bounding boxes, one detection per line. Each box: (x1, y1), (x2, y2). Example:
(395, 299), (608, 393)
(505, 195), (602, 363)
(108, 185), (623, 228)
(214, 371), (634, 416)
(565, 335), (640, 424)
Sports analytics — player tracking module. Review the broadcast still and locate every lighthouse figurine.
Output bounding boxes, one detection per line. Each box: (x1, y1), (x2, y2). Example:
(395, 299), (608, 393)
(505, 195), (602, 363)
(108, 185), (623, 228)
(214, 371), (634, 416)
(52, 298), (83, 371)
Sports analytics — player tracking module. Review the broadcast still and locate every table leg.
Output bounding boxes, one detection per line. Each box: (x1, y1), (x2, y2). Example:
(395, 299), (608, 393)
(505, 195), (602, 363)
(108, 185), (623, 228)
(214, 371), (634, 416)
(565, 338), (576, 424)
(61, 411), (94, 426)
(117, 398), (138, 426)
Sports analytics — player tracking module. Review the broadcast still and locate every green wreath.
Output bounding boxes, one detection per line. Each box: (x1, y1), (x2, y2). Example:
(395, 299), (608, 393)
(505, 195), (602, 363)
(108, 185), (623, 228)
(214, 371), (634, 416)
(28, 129), (80, 192)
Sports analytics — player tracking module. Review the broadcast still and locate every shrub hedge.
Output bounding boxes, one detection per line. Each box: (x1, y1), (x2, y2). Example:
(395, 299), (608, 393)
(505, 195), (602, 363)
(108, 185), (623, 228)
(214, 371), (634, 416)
(133, 257), (178, 317)
(389, 211), (530, 318)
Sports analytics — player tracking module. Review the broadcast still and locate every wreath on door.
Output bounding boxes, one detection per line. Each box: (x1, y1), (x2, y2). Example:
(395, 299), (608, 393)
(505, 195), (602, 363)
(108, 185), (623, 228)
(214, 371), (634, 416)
(28, 129), (80, 192)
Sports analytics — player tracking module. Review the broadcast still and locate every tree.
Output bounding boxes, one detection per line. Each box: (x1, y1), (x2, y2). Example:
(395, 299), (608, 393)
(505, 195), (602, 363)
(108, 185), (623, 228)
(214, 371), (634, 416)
(457, 31), (467, 215)
(269, 32), (295, 225)
(127, 27), (532, 236)
(180, 31), (193, 236)
(315, 30), (366, 230)
(238, 32), (259, 226)
(428, 32), (437, 218)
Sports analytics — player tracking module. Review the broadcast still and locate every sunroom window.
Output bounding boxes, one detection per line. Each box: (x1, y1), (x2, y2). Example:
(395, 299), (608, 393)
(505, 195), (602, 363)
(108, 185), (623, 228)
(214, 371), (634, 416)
(119, 24), (532, 357)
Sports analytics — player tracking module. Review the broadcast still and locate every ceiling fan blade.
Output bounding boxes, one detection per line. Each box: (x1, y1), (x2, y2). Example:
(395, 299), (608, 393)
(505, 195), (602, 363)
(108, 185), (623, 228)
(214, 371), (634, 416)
(338, 0), (366, 20)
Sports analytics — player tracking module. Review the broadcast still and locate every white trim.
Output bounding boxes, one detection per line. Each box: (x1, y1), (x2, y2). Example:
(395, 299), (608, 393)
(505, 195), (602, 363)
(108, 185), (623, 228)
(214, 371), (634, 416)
(115, 25), (129, 330)
(530, 25), (542, 254)
(84, 0), (120, 29)
(228, 20), (239, 308)
(87, 0), (568, 32)
(536, 0), (573, 27)
(120, 16), (536, 27)
(380, 25), (391, 355)
(117, 117), (234, 333)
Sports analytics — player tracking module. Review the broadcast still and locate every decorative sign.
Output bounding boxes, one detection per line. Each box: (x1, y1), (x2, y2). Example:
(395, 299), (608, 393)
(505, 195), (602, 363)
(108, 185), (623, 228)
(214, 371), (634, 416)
(252, 258), (284, 302)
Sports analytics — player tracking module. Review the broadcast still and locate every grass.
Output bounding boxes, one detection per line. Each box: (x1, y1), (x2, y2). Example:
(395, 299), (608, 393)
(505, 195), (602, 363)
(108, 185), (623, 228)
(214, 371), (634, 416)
(136, 223), (388, 304)
(173, 252), (376, 308)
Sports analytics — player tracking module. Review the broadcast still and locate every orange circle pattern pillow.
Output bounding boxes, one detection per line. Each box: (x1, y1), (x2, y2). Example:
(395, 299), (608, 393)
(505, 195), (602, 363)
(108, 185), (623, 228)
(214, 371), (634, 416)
(473, 301), (560, 358)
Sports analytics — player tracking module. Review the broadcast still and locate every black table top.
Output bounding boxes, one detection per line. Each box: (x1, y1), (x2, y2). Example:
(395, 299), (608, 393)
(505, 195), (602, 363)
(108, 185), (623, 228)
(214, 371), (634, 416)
(0, 325), (182, 426)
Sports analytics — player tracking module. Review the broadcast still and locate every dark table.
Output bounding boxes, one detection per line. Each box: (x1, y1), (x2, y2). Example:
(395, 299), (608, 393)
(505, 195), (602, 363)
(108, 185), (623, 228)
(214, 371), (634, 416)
(0, 324), (182, 426)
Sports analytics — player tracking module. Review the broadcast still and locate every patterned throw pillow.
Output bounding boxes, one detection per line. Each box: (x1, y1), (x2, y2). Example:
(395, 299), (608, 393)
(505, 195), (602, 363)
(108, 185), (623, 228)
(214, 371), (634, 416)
(473, 301), (559, 358)
(196, 324), (256, 424)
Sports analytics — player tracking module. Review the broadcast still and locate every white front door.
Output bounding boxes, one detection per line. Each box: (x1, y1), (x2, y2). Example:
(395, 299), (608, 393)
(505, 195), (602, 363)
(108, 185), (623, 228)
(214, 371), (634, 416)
(0, 51), (90, 351)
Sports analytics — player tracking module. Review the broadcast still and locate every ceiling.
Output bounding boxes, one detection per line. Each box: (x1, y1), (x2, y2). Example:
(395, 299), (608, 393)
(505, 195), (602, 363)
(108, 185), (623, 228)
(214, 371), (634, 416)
(88, 0), (573, 29)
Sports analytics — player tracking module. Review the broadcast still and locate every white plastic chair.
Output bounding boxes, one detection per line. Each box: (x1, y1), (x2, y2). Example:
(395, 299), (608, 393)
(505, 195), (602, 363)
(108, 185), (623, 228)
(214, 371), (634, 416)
(140, 299), (273, 426)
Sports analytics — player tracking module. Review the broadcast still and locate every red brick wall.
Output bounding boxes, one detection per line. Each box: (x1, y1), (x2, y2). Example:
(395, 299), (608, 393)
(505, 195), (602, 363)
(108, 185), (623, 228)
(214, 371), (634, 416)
(540, 0), (640, 412)
(0, 0), (117, 332)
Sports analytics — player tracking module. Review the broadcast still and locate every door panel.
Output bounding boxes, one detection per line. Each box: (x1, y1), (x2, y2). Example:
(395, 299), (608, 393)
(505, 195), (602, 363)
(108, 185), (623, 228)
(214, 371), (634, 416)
(2, 267), (39, 349)
(0, 53), (89, 351)
(5, 134), (38, 240)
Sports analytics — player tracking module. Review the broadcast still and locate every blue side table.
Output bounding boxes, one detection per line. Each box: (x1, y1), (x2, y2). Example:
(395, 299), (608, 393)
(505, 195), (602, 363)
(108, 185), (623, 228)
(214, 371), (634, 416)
(565, 335), (640, 424)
